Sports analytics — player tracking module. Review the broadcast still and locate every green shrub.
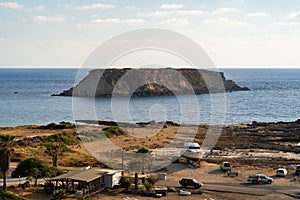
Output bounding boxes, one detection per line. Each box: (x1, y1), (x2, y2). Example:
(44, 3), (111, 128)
(197, 189), (204, 195)
(13, 157), (63, 185)
(102, 126), (127, 138)
(43, 132), (79, 145)
(85, 130), (106, 139)
(0, 190), (24, 200)
(146, 175), (158, 185)
(144, 182), (153, 191)
(120, 177), (133, 190)
(41, 122), (75, 130)
(137, 147), (150, 153)
(77, 195), (90, 200)
(51, 189), (65, 200)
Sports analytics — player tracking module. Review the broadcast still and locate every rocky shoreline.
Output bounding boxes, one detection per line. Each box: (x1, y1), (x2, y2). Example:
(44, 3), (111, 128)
(52, 68), (250, 97)
(77, 119), (300, 168)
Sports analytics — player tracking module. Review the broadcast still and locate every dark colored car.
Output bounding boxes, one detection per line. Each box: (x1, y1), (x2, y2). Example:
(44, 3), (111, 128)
(295, 164), (300, 175)
(179, 178), (203, 189)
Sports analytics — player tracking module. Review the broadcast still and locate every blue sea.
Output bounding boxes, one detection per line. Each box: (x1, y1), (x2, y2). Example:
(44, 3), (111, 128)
(0, 68), (299, 127)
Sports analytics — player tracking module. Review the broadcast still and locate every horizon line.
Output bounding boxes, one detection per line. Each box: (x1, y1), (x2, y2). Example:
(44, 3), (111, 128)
(0, 66), (300, 69)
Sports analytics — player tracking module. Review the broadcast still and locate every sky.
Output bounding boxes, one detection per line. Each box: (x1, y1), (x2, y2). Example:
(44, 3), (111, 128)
(1, 0), (300, 68)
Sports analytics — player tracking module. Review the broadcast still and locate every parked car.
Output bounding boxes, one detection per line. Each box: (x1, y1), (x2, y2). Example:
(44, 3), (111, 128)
(220, 162), (231, 171)
(247, 174), (273, 184)
(276, 168), (287, 177)
(179, 190), (191, 196)
(179, 178), (203, 189)
(295, 164), (300, 175)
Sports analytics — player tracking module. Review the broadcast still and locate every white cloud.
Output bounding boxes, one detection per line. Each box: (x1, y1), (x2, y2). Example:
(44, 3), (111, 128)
(160, 4), (184, 10)
(0, 2), (23, 9)
(33, 15), (66, 23)
(125, 6), (140, 10)
(75, 4), (115, 10)
(34, 5), (45, 11)
(139, 7), (237, 18)
(90, 14), (98, 18)
(202, 18), (250, 26)
(212, 7), (236, 15)
(273, 21), (300, 26)
(286, 12), (300, 20)
(91, 18), (145, 25)
(177, 10), (207, 16)
(247, 12), (269, 17)
(160, 18), (188, 26)
(138, 11), (171, 17)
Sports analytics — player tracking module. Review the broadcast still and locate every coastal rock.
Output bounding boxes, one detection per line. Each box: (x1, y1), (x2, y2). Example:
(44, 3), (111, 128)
(16, 136), (46, 146)
(53, 68), (249, 97)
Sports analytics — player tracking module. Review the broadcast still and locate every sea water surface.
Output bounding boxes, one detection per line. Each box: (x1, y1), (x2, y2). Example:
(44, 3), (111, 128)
(0, 68), (299, 127)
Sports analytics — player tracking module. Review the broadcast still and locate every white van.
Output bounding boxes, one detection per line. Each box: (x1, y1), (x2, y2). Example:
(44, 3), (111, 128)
(220, 162), (231, 171)
(276, 168), (287, 177)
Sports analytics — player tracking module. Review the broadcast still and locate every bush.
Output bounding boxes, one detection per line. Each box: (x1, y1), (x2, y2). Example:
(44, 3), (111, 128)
(0, 190), (24, 200)
(13, 157), (63, 186)
(102, 126), (127, 138)
(197, 189), (204, 195)
(137, 147), (150, 154)
(146, 175), (158, 185)
(144, 182), (153, 191)
(51, 189), (65, 200)
(120, 177), (134, 190)
(77, 195), (90, 200)
(41, 122), (75, 130)
(43, 132), (79, 145)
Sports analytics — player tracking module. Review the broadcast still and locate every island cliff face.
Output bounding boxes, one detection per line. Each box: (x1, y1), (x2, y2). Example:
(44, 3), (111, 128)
(53, 68), (249, 97)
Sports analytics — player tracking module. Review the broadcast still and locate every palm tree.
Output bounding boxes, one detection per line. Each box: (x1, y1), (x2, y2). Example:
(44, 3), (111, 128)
(0, 134), (16, 191)
(44, 142), (68, 167)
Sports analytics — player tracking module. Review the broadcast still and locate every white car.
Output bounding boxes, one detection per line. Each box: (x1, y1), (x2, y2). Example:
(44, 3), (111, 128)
(276, 168), (287, 177)
(220, 162), (231, 171)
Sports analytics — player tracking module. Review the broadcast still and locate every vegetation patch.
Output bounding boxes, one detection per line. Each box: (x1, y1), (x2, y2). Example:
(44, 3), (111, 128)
(40, 122), (75, 130)
(0, 190), (24, 200)
(102, 126), (127, 138)
(137, 146), (150, 153)
(12, 157), (63, 185)
(43, 132), (79, 145)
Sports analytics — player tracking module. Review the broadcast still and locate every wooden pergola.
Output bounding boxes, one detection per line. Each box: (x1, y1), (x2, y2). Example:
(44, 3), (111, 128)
(47, 169), (107, 195)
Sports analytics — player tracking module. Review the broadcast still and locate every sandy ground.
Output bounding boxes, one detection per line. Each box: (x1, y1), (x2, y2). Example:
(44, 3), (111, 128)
(2, 121), (300, 199)
(8, 161), (300, 200)
(0, 125), (69, 138)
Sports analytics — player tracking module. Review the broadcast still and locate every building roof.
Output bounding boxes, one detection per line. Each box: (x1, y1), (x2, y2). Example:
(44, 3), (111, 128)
(49, 168), (108, 182)
(97, 169), (122, 175)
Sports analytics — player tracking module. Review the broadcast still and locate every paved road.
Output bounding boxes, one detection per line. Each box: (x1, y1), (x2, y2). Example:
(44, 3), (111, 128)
(0, 177), (28, 185)
(157, 180), (300, 197)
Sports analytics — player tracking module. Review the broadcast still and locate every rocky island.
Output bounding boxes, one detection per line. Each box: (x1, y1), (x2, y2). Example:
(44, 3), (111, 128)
(53, 68), (249, 97)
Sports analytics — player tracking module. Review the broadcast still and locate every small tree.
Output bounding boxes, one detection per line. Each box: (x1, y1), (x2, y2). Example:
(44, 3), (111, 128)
(44, 142), (68, 167)
(15, 157), (62, 186)
(136, 147), (151, 174)
(137, 147), (150, 154)
(146, 175), (158, 185)
(119, 177), (133, 190)
(144, 182), (153, 191)
(0, 134), (16, 191)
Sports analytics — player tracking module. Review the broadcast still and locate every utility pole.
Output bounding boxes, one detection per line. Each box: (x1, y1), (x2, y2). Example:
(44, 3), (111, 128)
(121, 149), (124, 175)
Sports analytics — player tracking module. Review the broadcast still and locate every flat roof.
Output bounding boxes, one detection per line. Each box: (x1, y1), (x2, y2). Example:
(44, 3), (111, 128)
(49, 169), (108, 182)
